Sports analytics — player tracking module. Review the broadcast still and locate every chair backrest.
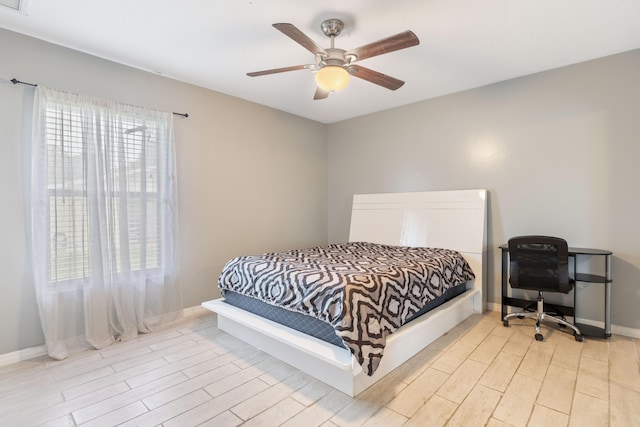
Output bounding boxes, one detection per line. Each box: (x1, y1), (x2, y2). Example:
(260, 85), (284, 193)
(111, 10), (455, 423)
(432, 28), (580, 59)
(508, 235), (572, 293)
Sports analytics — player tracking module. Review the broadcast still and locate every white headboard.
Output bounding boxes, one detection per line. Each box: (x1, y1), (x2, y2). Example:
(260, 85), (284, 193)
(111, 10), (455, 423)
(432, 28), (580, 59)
(348, 189), (487, 308)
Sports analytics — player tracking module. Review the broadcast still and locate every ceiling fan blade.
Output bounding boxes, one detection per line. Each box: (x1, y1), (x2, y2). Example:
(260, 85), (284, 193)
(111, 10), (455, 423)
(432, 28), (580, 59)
(247, 65), (312, 77)
(273, 23), (327, 56)
(345, 30), (419, 61)
(313, 87), (330, 100)
(348, 65), (405, 90)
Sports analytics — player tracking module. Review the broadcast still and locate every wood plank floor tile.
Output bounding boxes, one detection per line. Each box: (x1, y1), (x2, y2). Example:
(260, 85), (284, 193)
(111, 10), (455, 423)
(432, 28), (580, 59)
(428, 322), (475, 352)
(282, 389), (353, 427)
(142, 363), (241, 410)
(568, 392), (609, 427)
(608, 335), (636, 355)
(231, 371), (311, 421)
(241, 396), (305, 426)
(435, 359), (487, 404)
(330, 397), (383, 427)
(479, 351), (522, 392)
(0, 381), (64, 417)
(164, 378), (271, 427)
(550, 336), (583, 371)
(485, 417), (516, 427)
(71, 371), (187, 424)
(22, 381), (130, 425)
(197, 410), (243, 427)
(537, 364), (577, 414)
(490, 322), (515, 339)
(459, 319), (497, 345)
(181, 350), (243, 378)
(203, 358), (283, 398)
(580, 338), (609, 362)
(517, 341), (554, 381)
(109, 341), (198, 373)
(403, 394), (457, 427)
(446, 384), (501, 427)
(63, 357), (168, 400)
(37, 414), (76, 427)
(356, 368), (408, 405)
(80, 400), (149, 427)
(125, 349), (218, 389)
(361, 407), (408, 427)
(575, 356), (609, 401)
(258, 361), (304, 386)
(49, 353), (110, 381)
(230, 348), (270, 370)
(609, 381), (640, 427)
(386, 367), (448, 417)
(501, 327), (534, 357)
(289, 378), (335, 407)
(430, 341), (477, 374)
(493, 373), (542, 427)
(387, 346), (442, 385)
(468, 334), (508, 365)
(119, 389), (211, 426)
(609, 346), (640, 390)
(98, 329), (184, 359)
(528, 404), (569, 427)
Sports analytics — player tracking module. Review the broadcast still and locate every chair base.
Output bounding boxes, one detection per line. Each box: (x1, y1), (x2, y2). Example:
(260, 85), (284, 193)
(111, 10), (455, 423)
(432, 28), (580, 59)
(503, 293), (583, 342)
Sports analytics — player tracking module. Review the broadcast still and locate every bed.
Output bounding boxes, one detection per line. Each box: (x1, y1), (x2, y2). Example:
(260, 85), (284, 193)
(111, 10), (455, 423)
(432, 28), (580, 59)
(202, 189), (487, 396)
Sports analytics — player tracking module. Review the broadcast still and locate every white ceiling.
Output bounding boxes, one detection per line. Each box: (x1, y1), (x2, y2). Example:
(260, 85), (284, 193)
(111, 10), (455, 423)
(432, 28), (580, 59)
(2, 0), (639, 123)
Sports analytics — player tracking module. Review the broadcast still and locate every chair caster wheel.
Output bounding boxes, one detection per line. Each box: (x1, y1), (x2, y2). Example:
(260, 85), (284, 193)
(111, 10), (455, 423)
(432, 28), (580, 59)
(517, 315), (524, 319)
(503, 320), (509, 327)
(574, 334), (584, 342)
(558, 323), (566, 328)
(535, 333), (544, 341)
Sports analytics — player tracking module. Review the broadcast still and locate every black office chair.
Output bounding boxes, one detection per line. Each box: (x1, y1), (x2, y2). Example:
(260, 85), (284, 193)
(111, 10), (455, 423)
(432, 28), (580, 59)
(503, 235), (583, 342)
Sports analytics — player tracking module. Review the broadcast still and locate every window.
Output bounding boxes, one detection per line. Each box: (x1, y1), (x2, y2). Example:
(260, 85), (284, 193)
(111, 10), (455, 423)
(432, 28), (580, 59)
(45, 106), (163, 283)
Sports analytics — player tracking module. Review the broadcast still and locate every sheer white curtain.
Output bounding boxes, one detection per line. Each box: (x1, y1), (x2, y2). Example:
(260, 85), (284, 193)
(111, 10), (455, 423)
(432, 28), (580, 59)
(30, 86), (182, 359)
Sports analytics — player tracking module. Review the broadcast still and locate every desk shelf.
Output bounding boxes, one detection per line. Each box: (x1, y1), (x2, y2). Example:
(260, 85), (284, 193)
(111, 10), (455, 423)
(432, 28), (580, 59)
(573, 323), (609, 339)
(575, 273), (612, 284)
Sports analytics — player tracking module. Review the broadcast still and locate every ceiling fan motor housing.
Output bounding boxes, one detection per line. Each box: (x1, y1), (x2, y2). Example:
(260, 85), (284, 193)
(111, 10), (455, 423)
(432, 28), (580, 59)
(322, 48), (348, 67)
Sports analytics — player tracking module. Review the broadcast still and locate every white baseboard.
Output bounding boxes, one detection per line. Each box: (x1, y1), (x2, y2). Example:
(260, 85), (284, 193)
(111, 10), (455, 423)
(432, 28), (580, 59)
(0, 305), (209, 368)
(486, 302), (640, 339)
(0, 344), (47, 368)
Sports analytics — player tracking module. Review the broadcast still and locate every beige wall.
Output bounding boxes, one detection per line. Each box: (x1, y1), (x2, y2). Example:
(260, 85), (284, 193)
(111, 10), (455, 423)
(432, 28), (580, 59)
(327, 49), (640, 332)
(0, 29), (328, 355)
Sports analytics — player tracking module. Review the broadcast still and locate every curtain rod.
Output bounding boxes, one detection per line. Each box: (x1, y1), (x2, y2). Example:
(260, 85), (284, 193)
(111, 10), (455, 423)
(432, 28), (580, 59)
(10, 78), (189, 118)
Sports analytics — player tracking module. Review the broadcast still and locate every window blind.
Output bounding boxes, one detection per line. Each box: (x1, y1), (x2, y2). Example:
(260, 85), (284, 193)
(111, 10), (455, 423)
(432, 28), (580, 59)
(45, 103), (162, 283)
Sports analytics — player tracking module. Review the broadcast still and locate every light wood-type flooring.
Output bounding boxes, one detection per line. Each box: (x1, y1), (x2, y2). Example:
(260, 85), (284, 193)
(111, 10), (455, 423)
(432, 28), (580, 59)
(1, 307), (638, 426)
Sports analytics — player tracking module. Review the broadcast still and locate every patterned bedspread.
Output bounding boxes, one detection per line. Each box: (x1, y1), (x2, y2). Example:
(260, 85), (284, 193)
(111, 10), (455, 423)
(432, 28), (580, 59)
(217, 242), (475, 375)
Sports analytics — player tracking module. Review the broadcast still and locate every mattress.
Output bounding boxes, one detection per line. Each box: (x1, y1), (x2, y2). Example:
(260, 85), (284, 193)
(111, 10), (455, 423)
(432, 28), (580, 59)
(222, 282), (467, 348)
(218, 242), (475, 375)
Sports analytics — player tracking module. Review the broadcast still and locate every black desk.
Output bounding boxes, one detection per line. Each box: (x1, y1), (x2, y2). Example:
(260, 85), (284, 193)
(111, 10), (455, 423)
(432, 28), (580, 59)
(500, 245), (612, 338)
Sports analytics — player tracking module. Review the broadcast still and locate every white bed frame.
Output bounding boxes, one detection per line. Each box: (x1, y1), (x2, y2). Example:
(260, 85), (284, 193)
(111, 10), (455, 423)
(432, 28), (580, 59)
(202, 189), (487, 396)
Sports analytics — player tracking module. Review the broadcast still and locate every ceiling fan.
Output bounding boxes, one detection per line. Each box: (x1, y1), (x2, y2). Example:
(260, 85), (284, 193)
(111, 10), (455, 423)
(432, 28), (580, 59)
(247, 19), (420, 100)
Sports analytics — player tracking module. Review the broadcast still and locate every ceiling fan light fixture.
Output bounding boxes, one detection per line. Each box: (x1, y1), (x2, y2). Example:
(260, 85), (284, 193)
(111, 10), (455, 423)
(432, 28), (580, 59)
(315, 65), (350, 92)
